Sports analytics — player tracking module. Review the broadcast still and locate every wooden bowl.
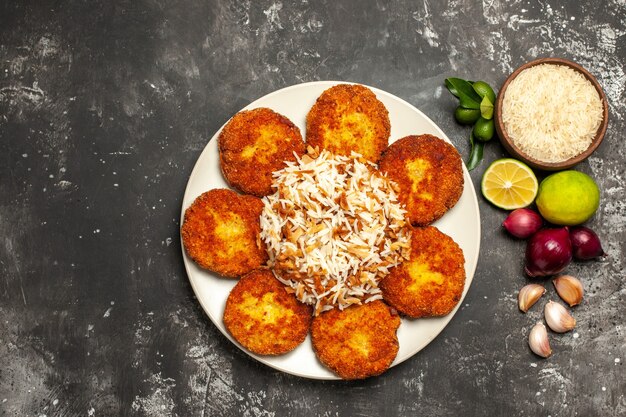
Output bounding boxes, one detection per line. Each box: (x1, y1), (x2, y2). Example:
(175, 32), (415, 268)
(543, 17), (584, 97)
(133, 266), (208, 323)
(494, 57), (608, 171)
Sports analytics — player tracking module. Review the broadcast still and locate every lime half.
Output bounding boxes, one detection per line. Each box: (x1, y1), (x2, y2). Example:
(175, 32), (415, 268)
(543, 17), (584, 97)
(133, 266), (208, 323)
(481, 158), (538, 210)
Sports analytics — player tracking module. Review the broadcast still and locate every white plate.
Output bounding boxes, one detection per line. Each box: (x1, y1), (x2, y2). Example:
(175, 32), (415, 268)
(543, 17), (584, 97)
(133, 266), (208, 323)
(181, 81), (481, 380)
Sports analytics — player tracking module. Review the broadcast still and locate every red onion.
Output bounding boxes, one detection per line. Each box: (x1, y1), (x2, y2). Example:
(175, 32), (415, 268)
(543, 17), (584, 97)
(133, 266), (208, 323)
(525, 227), (572, 277)
(569, 226), (606, 260)
(502, 208), (543, 239)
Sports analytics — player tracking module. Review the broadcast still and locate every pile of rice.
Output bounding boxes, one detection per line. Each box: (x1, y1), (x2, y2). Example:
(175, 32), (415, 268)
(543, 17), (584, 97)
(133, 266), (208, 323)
(260, 147), (411, 315)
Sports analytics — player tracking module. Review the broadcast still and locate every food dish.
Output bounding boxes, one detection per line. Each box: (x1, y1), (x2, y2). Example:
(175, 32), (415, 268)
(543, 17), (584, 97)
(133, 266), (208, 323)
(181, 81), (481, 380)
(495, 57), (608, 171)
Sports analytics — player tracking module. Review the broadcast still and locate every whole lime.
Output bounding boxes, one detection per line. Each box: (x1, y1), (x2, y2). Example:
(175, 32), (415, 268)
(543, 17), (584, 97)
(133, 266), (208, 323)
(535, 170), (600, 225)
(472, 81), (496, 104)
(455, 106), (481, 125)
(473, 117), (495, 142)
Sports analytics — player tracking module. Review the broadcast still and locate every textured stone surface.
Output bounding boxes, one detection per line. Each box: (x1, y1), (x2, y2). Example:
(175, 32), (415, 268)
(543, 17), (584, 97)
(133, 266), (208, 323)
(1, 1), (624, 416)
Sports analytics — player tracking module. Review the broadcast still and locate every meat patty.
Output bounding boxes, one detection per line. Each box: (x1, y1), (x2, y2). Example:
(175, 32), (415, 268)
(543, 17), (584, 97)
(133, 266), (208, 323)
(311, 300), (400, 379)
(379, 134), (464, 226)
(219, 107), (305, 197)
(380, 226), (466, 318)
(306, 84), (390, 163)
(223, 269), (312, 355)
(181, 188), (267, 277)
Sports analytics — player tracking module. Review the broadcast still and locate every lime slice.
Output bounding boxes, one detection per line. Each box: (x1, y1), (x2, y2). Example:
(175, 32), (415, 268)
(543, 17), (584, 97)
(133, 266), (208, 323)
(481, 158), (538, 209)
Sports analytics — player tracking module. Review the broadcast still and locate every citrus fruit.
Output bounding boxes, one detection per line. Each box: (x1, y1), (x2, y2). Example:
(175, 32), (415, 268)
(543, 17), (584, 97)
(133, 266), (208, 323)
(535, 170), (600, 225)
(481, 158), (538, 209)
(472, 81), (496, 104)
(455, 106), (481, 125)
(473, 117), (495, 142)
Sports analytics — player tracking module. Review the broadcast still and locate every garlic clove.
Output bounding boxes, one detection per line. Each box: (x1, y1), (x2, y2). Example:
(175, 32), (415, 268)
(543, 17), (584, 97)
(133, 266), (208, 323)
(518, 284), (546, 313)
(529, 322), (552, 358)
(553, 275), (584, 307)
(544, 300), (576, 333)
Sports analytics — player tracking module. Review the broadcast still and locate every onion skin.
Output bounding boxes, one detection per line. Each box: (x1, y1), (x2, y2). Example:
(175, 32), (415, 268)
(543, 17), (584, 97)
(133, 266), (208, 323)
(502, 208), (543, 239)
(525, 227), (573, 277)
(569, 226), (606, 260)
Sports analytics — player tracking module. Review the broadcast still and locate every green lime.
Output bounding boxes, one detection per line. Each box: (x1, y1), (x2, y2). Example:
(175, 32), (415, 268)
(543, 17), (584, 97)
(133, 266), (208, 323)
(473, 117), (494, 142)
(472, 81), (496, 104)
(535, 170), (600, 225)
(455, 106), (481, 125)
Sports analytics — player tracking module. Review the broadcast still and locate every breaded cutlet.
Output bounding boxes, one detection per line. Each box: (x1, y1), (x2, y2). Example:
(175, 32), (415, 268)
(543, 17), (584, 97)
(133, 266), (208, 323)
(219, 107), (305, 197)
(379, 134), (464, 226)
(380, 226), (465, 318)
(306, 84), (390, 163)
(311, 300), (400, 380)
(223, 269), (312, 355)
(181, 188), (268, 277)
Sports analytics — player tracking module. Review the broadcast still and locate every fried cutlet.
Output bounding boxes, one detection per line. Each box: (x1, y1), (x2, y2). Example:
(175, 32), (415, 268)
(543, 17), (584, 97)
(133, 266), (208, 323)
(379, 134), (464, 226)
(219, 107), (305, 197)
(223, 269), (312, 355)
(306, 84), (390, 163)
(380, 226), (465, 318)
(311, 300), (400, 380)
(181, 188), (268, 277)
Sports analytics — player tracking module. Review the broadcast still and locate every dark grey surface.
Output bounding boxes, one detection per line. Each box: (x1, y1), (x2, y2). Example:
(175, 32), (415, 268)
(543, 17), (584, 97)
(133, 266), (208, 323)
(1, 1), (624, 416)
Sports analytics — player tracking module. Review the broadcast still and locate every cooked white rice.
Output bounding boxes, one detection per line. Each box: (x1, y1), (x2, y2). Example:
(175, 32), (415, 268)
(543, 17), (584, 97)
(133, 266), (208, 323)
(260, 147), (411, 315)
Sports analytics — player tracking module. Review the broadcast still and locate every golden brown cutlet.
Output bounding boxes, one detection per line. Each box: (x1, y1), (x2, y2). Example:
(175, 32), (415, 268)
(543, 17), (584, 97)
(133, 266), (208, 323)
(311, 300), (400, 380)
(379, 134), (464, 226)
(223, 269), (312, 355)
(380, 226), (465, 318)
(219, 107), (305, 197)
(181, 188), (268, 277)
(306, 84), (390, 163)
